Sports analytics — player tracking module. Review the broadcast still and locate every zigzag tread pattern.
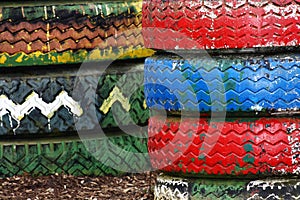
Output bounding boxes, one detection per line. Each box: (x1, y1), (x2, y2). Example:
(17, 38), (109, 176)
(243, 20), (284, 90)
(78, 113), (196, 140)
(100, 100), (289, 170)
(144, 54), (300, 113)
(0, 134), (148, 177)
(143, 0), (300, 49)
(155, 174), (300, 200)
(148, 116), (300, 176)
(0, 14), (142, 54)
(0, 66), (148, 135)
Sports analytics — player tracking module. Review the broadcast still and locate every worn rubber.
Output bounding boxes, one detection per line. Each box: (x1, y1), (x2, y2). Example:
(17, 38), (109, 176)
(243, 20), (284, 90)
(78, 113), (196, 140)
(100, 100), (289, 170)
(0, 133), (148, 177)
(144, 53), (300, 114)
(143, 0), (300, 50)
(0, 14), (141, 54)
(0, 49), (154, 67)
(0, 0), (154, 66)
(0, 1), (141, 22)
(0, 61), (148, 136)
(148, 116), (300, 177)
(154, 174), (300, 200)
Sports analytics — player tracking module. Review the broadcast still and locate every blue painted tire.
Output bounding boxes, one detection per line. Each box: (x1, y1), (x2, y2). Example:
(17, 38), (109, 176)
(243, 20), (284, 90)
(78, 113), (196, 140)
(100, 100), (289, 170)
(144, 53), (300, 113)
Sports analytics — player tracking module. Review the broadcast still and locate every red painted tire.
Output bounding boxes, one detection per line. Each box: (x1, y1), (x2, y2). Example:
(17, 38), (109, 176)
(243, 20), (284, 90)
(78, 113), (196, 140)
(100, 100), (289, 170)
(143, 0), (300, 50)
(148, 116), (300, 177)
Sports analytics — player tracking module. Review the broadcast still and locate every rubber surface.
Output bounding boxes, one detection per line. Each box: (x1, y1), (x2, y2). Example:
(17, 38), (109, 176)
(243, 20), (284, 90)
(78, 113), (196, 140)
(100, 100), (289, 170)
(0, 0), (154, 66)
(148, 116), (300, 176)
(144, 54), (300, 114)
(143, 0), (300, 50)
(0, 62), (148, 135)
(0, 49), (154, 67)
(155, 174), (300, 200)
(0, 134), (148, 177)
(0, 1), (140, 22)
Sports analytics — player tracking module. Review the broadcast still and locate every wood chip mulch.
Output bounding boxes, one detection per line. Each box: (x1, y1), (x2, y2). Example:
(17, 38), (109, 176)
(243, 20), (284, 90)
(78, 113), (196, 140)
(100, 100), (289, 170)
(0, 172), (157, 199)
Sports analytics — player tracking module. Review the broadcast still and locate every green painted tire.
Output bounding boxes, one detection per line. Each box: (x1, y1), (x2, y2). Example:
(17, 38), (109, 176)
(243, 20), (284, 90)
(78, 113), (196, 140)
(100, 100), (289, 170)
(0, 133), (149, 177)
(155, 174), (300, 200)
(0, 61), (148, 136)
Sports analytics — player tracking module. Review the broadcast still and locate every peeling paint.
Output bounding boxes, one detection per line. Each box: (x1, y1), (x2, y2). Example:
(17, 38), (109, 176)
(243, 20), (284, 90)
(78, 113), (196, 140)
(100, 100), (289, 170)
(0, 91), (83, 126)
(0, 55), (7, 64)
(0, 49), (154, 67)
(155, 174), (300, 199)
(100, 86), (131, 114)
(155, 176), (189, 200)
(243, 143), (254, 153)
(250, 104), (263, 111)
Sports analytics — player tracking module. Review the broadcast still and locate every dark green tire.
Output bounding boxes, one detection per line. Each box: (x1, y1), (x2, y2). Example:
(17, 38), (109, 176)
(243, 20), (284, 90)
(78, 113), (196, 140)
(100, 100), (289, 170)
(0, 133), (149, 177)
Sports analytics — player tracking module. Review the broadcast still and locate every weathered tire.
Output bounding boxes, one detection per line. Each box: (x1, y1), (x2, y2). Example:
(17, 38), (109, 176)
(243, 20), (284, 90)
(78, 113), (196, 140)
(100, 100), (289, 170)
(0, 133), (149, 177)
(144, 53), (300, 114)
(148, 116), (300, 177)
(0, 61), (148, 136)
(143, 0), (300, 50)
(155, 174), (300, 200)
(0, 0), (154, 66)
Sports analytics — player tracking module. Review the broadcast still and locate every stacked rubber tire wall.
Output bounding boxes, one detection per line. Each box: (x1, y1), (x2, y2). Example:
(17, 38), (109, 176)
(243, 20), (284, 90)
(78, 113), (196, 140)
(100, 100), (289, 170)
(0, 1), (153, 177)
(143, 0), (300, 199)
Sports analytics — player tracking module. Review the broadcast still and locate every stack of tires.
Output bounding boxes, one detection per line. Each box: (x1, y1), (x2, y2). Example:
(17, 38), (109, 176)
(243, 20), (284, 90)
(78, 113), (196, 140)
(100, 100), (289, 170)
(143, 0), (300, 199)
(0, 1), (153, 177)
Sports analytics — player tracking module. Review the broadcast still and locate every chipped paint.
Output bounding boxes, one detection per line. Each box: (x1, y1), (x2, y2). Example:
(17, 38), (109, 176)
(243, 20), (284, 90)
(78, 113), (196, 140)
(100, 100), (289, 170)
(0, 49), (154, 67)
(143, 100), (147, 109)
(155, 176), (189, 200)
(143, 0), (300, 49)
(0, 0), (154, 67)
(288, 135), (300, 165)
(155, 174), (300, 199)
(243, 143), (254, 153)
(0, 68), (147, 134)
(100, 86), (131, 114)
(44, 5), (51, 53)
(0, 55), (7, 64)
(0, 1), (142, 21)
(0, 91), (83, 124)
(145, 54), (300, 113)
(247, 179), (300, 191)
(250, 104), (263, 111)
(15, 52), (25, 63)
(27, 43), (32, 51)
(149, 117), (300, 176)
(243, 154), (255, 164)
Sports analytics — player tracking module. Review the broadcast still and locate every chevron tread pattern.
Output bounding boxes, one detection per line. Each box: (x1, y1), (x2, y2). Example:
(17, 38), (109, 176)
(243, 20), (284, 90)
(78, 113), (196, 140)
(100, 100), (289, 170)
(0, 65), (148, 135)
(0, 14), (142, 54)
(155, 174), (300, 200)
(143, 0), (300, 50)
(148, 116), (300, 176)
(0, 0), (153, 66)
(144, 54), (300, 113)
(0, 134), (148, 177)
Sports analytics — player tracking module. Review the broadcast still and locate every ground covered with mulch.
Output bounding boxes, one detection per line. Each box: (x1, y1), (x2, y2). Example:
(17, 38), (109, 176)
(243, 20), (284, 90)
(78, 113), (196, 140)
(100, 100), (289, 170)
(0, 172), (157, 199)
